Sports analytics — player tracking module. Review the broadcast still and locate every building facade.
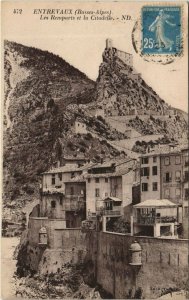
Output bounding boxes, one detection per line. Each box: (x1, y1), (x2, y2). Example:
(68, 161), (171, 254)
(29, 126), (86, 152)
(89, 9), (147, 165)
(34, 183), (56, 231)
(140, 153), (161, 202)
(181, 148), (189, 238)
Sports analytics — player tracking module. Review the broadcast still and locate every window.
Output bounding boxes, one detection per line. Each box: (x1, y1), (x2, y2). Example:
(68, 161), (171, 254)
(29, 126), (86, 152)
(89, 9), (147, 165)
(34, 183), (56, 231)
(70, 187), (74, 195)
(59, 195), (63, 205)
(58, 173), (62, 181)
(175, 188), (181, 197)
(165, 188), (170, 198)
(152, 166), (157, 176)
(142, 183), (148, 192)
(141, 157), (149, 164)
(105, 192), (108, 197)
(52, 174), (55, 185)
(51, 200), (56, 208)
(141, 167), (150, 177)
(184, 207), (189, 217)
(175, 156), (181, 165)
(164, 157), (170, 166)
(153, 156), (157, 163)
(175, 171), (181, 181)
(165, 172), (172, 183)
(185, 188), (189, 200)
(95, 188), (100, 197)
(105, 178), (109, 183)
(88, 178), (91, 183)
(185, 156), (189, 166)
(152, 182), (158, 191)
(95, 178), (100, 183)
(184, 171), (189, 181)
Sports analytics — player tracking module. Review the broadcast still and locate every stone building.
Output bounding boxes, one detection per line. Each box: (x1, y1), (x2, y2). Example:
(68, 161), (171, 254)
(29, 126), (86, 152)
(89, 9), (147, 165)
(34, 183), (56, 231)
(104, 38), (133, 67)
(72, 119), (87, 134)
(139, 145), (189, 237)
(160, 151), (182, 206)
(85, 158), (139, 217)
(140, 152), (161, 202)
(181, 147), (189, 238)
(64, 179), (86, 228)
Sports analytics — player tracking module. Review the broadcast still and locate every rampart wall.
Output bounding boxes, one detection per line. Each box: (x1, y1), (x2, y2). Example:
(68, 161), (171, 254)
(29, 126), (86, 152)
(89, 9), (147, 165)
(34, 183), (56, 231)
(95, 232), (189, 299)
(26, 219), (189, 298)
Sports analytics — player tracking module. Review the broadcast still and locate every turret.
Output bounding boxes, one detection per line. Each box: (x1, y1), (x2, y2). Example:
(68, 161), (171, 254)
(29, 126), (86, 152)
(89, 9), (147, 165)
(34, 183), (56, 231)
(106, 38), (113, 49)
(129, 241), (142, 266)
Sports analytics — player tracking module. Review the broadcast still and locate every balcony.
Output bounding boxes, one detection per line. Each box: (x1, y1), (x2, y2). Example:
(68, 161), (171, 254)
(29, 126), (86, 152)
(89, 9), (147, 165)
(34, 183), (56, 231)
(42, 186), (65, 194)
(104, 210), (122, 216)
(134, 215), (178, 225)
(163, 178), (172, 183)
(185, 161), (189, 167)
(95, 205), (123, 217)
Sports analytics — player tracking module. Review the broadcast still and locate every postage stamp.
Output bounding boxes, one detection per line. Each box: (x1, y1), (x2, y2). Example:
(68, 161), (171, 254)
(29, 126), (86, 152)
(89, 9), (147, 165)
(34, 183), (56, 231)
(142, 6), (182, 55)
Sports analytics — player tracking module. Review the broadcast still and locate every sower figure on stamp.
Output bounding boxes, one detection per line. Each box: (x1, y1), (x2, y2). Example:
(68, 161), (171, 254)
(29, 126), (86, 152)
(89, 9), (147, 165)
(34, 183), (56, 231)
(149, 9), (176, 51)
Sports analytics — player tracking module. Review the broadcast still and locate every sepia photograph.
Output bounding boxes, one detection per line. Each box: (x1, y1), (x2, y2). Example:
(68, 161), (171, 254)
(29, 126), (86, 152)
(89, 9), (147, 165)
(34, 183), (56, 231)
(1, 1), (188, 299)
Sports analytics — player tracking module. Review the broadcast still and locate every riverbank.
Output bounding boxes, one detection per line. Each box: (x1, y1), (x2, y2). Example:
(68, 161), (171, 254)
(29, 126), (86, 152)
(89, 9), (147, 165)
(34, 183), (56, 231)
(1, 237), (104, 299)
(1, 237), (19, 299)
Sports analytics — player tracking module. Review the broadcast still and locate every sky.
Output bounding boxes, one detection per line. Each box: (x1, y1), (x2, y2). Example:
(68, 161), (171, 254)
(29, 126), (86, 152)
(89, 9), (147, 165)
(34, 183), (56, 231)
(2, 1), (188, 112)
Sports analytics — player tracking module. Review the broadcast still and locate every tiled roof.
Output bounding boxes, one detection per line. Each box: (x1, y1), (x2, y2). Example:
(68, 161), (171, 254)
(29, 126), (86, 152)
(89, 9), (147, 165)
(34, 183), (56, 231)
(86, 168), (132, 178)
(104, 197), (122, 202)
(133, 199), (178, 208)
(90, 158), (134, 169)
(64, 167), (133, 182)
(42, 164), (81, 174)
(42, 158), (135, 176)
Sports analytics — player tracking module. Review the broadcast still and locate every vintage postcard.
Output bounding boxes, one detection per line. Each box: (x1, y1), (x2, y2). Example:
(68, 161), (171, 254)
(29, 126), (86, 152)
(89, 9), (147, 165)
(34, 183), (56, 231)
(1, 1), (188, 299)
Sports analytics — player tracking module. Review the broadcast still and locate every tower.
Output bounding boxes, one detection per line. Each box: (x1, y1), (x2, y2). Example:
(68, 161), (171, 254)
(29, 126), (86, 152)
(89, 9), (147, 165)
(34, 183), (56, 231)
(106, 38), (113, 49)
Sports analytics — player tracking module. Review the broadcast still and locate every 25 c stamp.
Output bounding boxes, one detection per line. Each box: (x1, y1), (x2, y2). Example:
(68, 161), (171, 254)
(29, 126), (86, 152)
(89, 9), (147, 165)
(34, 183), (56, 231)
(142, 6), (182, 55)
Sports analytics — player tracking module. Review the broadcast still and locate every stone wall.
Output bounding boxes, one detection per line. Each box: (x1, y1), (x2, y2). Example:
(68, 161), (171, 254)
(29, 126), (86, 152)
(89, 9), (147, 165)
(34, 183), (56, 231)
(26, 221), (189, 298)
(94, 232), (189, 299)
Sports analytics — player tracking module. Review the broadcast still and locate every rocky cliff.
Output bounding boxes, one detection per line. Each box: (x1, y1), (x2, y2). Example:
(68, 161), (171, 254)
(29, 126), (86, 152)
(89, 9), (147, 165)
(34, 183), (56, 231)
(3, 41), (117, 208)
(95, 45), (187, 140)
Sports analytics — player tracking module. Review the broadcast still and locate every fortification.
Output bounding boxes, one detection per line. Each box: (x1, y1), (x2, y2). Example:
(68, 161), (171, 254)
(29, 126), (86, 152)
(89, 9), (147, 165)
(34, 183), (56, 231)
(25, 220), (189, 299)
(104, 38), (133, 67)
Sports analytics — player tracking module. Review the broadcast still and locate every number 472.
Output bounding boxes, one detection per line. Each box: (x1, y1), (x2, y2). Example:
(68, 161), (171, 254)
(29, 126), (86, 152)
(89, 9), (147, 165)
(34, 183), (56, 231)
(143, 38), (154, 49)
(13, 9), (22, 14)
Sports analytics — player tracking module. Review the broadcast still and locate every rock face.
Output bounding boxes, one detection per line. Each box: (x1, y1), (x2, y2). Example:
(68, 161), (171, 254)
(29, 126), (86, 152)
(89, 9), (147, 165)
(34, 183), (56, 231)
(3, 41), (95, 205)
(95, 44), (188, 139)
(3, 41), (122, 208)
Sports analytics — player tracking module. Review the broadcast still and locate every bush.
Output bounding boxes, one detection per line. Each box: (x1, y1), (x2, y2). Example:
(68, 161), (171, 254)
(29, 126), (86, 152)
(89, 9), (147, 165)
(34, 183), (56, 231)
(80, 147), (85, 153)
(67, 141), (75, 151)
(79, 140), (87, 148)
(85, 133), (92, 140)
(22, 184), (35, 195)
(97, 115), (106, 124)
